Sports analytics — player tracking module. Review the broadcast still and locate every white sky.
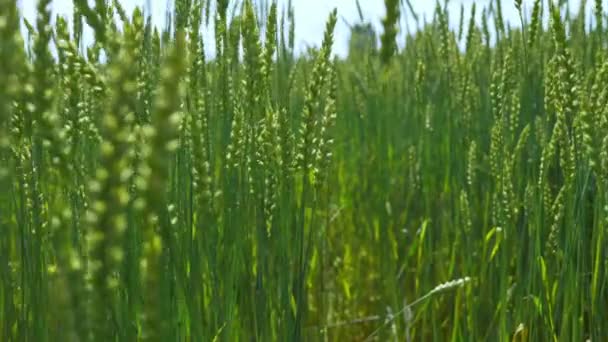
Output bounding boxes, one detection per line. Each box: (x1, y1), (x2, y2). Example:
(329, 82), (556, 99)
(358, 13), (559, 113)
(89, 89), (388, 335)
(18, 0), (591, 56)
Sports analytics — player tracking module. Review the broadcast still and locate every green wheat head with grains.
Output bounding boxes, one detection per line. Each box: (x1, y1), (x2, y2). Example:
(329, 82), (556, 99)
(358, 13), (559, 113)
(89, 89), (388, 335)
(1, 0), (607, 340)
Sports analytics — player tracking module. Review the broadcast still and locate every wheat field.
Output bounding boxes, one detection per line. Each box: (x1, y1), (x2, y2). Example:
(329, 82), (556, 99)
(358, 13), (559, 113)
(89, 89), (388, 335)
(1, 0), (608, 340)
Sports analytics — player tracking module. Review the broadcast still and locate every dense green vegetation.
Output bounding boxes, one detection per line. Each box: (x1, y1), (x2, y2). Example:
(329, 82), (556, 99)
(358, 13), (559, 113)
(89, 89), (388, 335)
(1, 0), (608, 340)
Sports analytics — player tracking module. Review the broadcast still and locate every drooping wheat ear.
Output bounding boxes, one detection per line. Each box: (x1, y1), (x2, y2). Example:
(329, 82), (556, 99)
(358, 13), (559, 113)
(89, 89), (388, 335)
(428, 277), (472, 296)
(364, 277), (472, 341)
